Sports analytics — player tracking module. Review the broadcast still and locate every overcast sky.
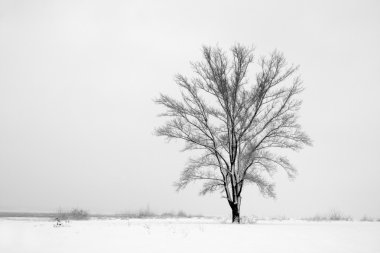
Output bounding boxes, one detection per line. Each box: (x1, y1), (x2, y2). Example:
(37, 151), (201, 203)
(0, 0), (379, 218)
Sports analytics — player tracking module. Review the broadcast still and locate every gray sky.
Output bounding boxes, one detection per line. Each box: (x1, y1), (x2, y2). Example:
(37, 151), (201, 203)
(0, 0), (379, 218)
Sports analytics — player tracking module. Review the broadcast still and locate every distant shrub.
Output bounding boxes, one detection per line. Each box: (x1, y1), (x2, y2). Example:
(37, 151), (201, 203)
(56, 208), (90, 221)
(327, 210), (352, 221)
(69, 208), (90, 220)
(160, 212), (176, 218)
(160, 210), (195, 218)
(117, 208), (203, 219)
(136, 207), (156, 218)
(240, 216), (258, 224)
(268, 215), (289, 221)
(360, 215), (374, 222)
(304, 214), (324, 221)
(118, 206), (156, 219)
(176, 210), (188, 218)
(304, 210), (352, 221)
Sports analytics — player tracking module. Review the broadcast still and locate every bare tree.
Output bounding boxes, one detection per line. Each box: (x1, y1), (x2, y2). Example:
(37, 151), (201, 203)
(155, 44), (311, 223)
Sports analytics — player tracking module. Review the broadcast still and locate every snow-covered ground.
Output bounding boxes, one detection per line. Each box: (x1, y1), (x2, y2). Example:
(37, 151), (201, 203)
(1, 217), (379, 253)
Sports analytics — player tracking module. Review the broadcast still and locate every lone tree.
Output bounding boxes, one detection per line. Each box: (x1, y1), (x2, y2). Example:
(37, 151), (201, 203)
(155, 44), (311, 223)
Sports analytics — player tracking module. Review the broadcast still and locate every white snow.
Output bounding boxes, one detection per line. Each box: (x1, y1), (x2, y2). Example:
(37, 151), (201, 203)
(1, 218), (379, 253)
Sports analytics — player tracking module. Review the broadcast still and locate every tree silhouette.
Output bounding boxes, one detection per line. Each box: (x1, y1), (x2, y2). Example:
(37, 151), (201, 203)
(155, 44), (311, 223)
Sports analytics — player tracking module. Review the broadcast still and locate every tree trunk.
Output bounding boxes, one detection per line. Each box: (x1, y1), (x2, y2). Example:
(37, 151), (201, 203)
(229, 201), (240, 223)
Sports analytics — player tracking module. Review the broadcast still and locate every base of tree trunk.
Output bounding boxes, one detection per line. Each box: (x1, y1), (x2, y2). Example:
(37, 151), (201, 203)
(232, 213), (240, 223)
(230, 203), (240, 223)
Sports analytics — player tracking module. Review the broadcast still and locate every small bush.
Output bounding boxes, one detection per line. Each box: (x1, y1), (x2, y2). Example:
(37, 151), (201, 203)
(268, 215), (289, 221)
(176, 210), (188, 218)
(160, 212), (176, 218)
(136, 208), (156, 218)
(240, 216), (258, 224)
(160, 211), (188, 218)
(360, 215), (374, 222)
(304, 214), (324, 221)
(69, 208), (90, 220)
(327, 210), (351, 221)
(117, 208), (204, 219)
(56, 208), (90, 221)
(304, 210), (352, 221)
(118, 206), (156, 219)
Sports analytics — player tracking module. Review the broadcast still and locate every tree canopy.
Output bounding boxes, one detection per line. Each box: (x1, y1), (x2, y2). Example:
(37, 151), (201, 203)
(155, 44), (311, 222)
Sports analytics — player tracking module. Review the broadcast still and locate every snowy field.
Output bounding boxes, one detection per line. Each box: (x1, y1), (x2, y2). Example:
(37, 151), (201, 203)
(1, 217), (380, 253)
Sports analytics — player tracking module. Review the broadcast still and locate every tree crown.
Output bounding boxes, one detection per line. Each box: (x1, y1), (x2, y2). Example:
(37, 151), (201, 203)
(156, 44), (311, 200)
